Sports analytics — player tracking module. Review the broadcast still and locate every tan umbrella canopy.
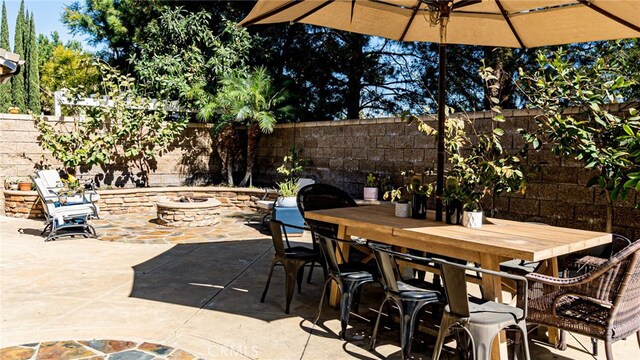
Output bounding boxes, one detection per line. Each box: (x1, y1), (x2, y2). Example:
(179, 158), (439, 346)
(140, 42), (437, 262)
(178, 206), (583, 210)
(240, 0), (640, 219)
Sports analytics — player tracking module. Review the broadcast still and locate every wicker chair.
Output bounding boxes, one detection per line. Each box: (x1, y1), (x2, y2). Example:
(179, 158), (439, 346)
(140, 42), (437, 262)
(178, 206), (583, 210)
(526, 240), (640, 360)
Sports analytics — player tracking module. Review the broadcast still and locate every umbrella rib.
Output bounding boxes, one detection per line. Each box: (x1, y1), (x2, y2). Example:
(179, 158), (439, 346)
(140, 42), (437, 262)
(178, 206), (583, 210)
(452, 0), (483, 10)
(399, 1), (421, 42)
(240, 0), (304, 27)
(577, 0), (640, 33)
(293, 0), (335, 23)
(495, 0), (525, 48)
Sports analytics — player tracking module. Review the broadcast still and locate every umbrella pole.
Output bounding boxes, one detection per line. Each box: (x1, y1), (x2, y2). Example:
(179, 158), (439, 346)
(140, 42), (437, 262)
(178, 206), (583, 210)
(436, 42), (446, 221)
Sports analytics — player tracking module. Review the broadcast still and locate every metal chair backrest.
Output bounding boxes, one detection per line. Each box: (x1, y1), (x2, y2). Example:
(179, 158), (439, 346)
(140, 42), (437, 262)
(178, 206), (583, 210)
(438, 261), (471, 318)
(38, 169), (62, 190)
(314, 233), (347, 275)
(32, 176), (56, 218)
(369, 244), (403, 293)
(268, 220), (288, 258)
(435, 258), (529, 320)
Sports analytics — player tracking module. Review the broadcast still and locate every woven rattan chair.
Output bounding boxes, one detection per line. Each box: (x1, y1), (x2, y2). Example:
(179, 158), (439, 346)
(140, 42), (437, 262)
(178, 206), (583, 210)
(526, 240), (640, 360)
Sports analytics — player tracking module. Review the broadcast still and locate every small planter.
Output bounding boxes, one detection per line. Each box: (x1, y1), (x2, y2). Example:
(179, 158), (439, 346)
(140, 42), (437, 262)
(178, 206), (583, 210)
(8, 107), (20, 114)
(411, 193), (427, 219)
(8, 183), (18, 190)
(394, 202), (411, 218)
(363, 187), (379, 201)
(445, 200), (463, 225)
(276, 196), (297, 207)
(462, 210), (483, 228)
(18, 181), (32, 191)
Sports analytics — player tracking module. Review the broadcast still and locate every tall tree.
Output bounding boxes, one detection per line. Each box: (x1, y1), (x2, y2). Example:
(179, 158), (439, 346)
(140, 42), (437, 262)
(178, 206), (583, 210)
(26, 12), (39, 113)
(11, 0), (25, 111)
(0, 1), (11, 112)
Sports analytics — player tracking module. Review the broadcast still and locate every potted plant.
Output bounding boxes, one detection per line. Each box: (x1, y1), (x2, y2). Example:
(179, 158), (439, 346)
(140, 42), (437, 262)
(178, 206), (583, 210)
(5, 177), (19, 190)
(274, 146), (311, 208)
(275, 179), (298, 207)
(384, 186), (411, 218)
(363, 173), (379, 201)
(408, 174), (433, 219)
(18, 178), (32, 191)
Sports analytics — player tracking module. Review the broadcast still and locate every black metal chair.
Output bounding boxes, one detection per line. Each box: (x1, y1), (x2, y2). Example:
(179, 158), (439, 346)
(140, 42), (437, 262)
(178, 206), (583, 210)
(313, 232), (375, 340)
(297, 183), (357, 237)
(368, 244), (442, 360)
(260, 220), (320, 314)
(431, 258), (531, 360)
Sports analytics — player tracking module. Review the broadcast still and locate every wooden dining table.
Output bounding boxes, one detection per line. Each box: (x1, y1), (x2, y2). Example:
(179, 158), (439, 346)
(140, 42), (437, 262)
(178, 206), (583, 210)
(305, 204), (612, 359)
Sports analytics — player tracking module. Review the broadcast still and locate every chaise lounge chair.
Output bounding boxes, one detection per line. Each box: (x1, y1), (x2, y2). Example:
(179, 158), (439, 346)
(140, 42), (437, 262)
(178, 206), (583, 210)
(32, 176), (99, 241)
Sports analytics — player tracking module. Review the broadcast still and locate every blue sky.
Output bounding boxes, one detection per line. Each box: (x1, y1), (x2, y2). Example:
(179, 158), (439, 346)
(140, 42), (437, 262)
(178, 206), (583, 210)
(3, 0), (93, 51)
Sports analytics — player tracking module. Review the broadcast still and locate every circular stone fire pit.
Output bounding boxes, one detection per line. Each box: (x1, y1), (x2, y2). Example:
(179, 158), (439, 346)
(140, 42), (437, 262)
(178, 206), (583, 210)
(156, 196), (221, 227)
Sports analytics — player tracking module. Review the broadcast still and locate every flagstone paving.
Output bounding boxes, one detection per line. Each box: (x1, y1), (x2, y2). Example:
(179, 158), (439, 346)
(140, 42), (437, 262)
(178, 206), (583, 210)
(0, 340), (201, 360)
(91, 212), (272, 244)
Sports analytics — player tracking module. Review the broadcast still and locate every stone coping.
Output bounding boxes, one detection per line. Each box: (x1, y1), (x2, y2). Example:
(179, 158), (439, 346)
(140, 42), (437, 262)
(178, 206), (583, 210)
(157, 197), (221, 209)
(3, 186), (276, 197)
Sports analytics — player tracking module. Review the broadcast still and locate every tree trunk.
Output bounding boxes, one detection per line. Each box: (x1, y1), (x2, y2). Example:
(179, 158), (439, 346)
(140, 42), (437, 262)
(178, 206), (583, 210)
(239, 122), (261, 187)
(216, 124), (237, 186)
(605, 190), (613, 233)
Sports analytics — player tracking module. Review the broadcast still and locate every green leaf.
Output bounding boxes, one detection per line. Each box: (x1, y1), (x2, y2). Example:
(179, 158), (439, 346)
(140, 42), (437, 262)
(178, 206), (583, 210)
(493, 128), (505, 136)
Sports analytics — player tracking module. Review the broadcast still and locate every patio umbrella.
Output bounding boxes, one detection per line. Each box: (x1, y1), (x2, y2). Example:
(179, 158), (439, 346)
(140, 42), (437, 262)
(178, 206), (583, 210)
(240, 0), (640, 220)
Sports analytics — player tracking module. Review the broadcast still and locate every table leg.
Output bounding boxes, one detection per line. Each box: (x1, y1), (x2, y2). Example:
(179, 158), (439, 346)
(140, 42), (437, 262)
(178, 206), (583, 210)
(329, 225), (349, 307)
(480, 253), (508, 360)
(547, 258), (560, 347)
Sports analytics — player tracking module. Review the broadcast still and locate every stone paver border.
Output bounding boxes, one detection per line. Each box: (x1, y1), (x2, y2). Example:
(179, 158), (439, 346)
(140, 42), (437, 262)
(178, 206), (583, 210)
(0, 340), (202, 360)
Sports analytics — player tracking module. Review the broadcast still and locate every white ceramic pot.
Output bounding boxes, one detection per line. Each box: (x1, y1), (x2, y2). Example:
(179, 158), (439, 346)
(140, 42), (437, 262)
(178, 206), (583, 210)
(276, 196), (297, 207)
(363, 187), (379, 201)
(9, 183), (18, 190)
(395, 202), (411, 218)
(462, 211), (483, 228)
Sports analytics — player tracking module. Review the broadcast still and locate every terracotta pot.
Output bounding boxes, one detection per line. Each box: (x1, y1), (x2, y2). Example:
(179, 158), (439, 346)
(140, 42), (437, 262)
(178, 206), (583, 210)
(8, 107), (20, 114)
(18, 182), (32, 191)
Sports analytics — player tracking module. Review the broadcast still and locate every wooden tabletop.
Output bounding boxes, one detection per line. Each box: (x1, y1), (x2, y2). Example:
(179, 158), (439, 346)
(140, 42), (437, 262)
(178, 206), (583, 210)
(305, 205), (611, 262)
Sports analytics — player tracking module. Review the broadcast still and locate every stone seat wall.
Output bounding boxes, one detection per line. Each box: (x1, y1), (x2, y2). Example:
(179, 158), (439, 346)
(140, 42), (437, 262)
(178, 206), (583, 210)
(3, 187), (277, 219)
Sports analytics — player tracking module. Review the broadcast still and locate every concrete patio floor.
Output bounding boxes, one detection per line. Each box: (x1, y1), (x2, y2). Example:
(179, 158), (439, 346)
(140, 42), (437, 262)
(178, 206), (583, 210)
(1, 215), (638, 359)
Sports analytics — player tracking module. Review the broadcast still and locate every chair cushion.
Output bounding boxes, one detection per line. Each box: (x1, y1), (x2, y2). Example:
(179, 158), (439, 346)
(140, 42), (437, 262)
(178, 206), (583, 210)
(445, 301), (522, 326)
(284, 246), (317, 259)
(396, 280), (441, 301)
(256, 200), (274, 210)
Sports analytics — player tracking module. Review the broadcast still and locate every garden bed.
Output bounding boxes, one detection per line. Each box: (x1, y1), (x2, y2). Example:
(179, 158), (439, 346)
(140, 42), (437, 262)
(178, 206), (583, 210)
(3, 186), (276, 219)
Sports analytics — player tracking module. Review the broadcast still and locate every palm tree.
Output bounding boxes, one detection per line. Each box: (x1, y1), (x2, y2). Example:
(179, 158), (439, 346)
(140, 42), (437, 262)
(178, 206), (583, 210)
(199, 67), (291, 186)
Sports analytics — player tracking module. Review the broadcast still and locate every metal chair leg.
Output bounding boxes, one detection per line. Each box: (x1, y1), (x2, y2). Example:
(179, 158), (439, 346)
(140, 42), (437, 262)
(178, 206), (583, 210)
(260, 260), (277, 303)
(370, 297), (390, 350)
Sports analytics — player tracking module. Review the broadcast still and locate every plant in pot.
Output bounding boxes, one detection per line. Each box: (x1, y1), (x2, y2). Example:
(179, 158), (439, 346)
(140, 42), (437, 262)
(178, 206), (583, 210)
(363, 173), (379, 201)
(5, 177), (19, 190)
(407, 172), (434, 219)
(275, 179), (298, 207)
(384, 186), (412, 218)
(18, 177), (33, 191)
(275, 146), (311, 207)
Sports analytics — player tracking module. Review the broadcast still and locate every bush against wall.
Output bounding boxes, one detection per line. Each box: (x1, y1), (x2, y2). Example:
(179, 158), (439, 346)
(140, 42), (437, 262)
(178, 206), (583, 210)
(35, 61), (188, 186)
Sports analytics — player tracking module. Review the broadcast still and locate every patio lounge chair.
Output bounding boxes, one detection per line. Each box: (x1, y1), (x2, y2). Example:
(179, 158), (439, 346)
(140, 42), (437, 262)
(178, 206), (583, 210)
(33, 176), (98, 241)
(368, 244), (442, 360)
(526, 239), (640, 360)
(37, 169), (100, 204)
(431, 258), (530, 360)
